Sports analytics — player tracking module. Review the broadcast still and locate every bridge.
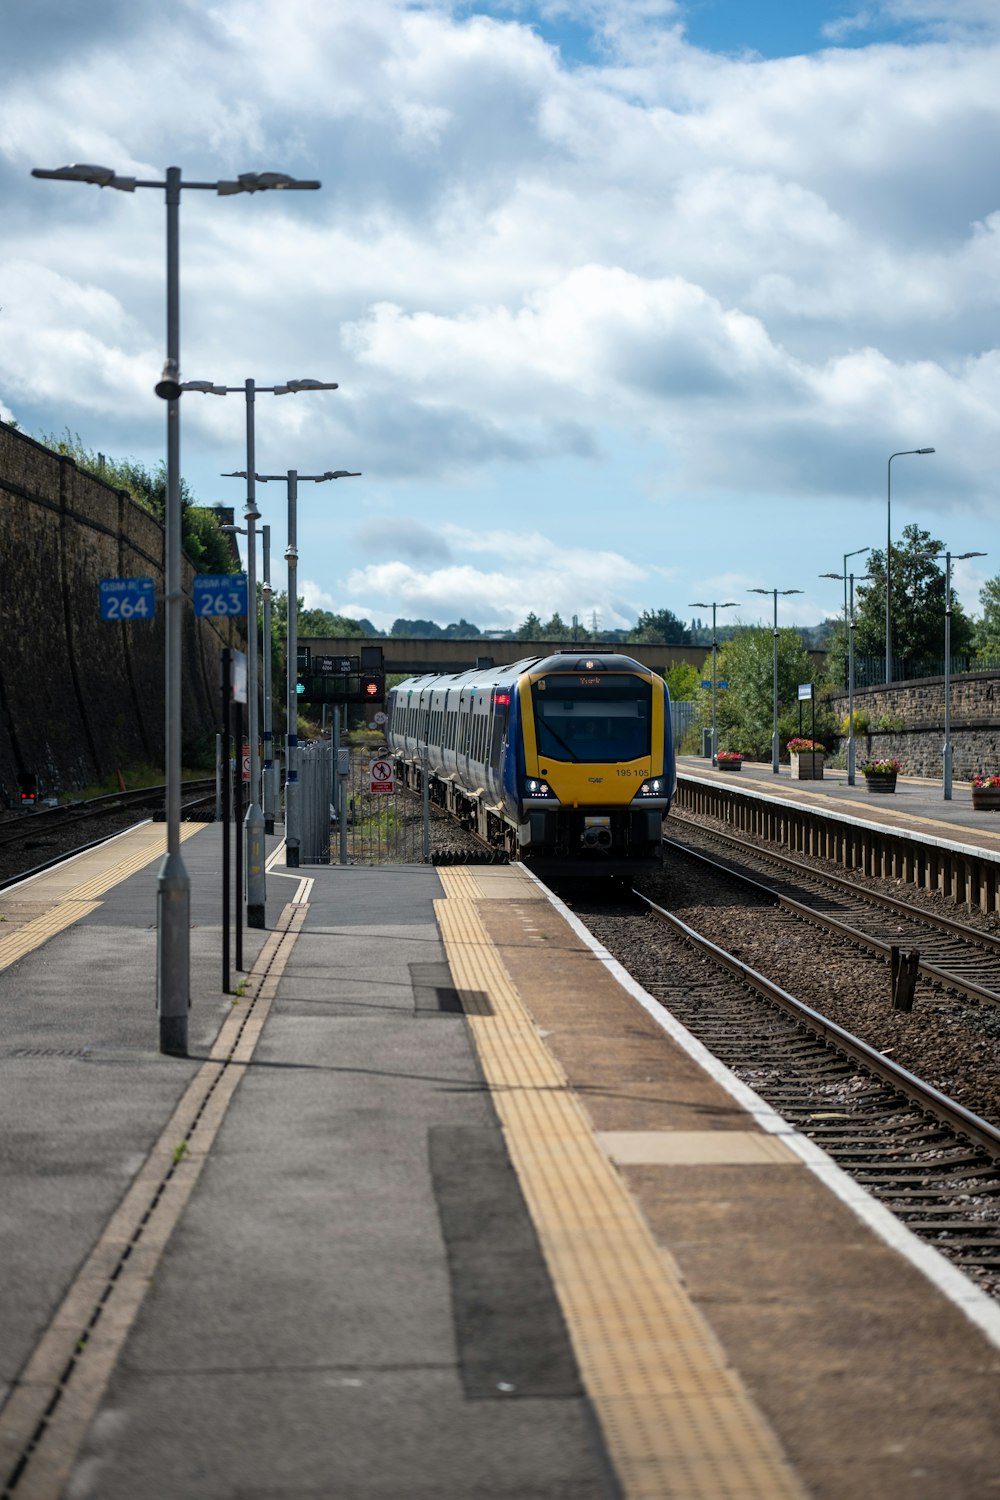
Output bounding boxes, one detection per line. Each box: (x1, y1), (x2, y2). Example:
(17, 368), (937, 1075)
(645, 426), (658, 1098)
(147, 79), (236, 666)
(299, 636), (826, 678)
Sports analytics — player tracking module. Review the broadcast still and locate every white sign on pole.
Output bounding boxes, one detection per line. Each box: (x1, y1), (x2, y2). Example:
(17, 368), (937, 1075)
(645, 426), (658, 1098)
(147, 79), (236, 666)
(369, 758), (395, 794)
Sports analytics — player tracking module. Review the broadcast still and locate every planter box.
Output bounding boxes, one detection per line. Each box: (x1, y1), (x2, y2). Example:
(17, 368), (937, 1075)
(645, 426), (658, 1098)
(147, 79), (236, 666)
(790, 752), (824, 780)
(716, 760), (743, 772)
(972, 789), (1000, 811)
(864, 773), (897, 794)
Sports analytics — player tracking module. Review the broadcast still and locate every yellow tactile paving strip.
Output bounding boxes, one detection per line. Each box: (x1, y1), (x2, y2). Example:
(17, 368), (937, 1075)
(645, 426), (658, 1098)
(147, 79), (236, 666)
(435, 875), (807, 1500)
(0, 823), (203, 970)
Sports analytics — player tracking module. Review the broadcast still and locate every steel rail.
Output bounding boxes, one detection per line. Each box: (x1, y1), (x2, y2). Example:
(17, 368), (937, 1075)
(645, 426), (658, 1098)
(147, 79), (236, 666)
(670, 808), (1000, 955)
(632, 885), (1000, 1159)
(663, 828), (1000, 1010)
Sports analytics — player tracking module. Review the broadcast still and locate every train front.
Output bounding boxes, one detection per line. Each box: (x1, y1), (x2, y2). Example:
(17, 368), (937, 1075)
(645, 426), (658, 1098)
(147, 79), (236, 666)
(510, 652), (675, 870)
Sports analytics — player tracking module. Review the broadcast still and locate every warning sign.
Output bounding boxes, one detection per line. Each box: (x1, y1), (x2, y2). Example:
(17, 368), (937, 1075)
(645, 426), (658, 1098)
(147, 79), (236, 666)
(369, 758), (396, 794)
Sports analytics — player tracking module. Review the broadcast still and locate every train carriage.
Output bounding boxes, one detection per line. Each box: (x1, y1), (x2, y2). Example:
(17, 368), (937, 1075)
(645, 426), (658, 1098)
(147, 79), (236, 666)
(386, 650), (675, 872)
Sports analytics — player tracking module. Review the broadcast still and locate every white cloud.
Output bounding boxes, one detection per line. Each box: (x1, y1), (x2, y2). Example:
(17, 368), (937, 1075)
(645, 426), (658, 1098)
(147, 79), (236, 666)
(2, 0), (999, 632)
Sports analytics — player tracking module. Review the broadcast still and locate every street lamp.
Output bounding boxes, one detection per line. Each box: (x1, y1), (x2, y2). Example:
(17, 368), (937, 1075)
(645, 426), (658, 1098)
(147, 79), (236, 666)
(218, 520), (276, 826)
(842, 547), (870, 628)
(254, 470), (361, 866)
(914, 548), (987, 800)
(748, 587), (803, 773)
(210, 376), (339, 924)
(32, 161), (321, 1056)
(886, 448), (935, 685)
(820, 570), (871, 784)
(688, 601), (737, 764)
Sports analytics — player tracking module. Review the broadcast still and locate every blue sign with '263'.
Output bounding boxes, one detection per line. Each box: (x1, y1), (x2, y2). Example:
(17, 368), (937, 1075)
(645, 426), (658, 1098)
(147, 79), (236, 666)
(193, 574), (248, 618)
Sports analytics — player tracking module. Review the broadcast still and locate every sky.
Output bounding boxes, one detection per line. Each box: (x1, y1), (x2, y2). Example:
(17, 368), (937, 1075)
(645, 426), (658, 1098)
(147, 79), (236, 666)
(2, 0), (999, 637)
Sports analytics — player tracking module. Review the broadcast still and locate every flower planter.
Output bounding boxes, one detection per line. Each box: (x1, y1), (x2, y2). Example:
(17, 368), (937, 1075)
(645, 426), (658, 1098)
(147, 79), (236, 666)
(716, 759), (742, 772)
(972, 790), (1000, 812)
(864, 773), (897, 794)
(790, 752), (824, 781)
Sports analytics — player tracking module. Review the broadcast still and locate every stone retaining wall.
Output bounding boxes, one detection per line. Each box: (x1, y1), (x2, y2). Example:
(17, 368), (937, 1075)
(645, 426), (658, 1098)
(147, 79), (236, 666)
(828, 674), (1000, 781)
(0, 422), (243, 799)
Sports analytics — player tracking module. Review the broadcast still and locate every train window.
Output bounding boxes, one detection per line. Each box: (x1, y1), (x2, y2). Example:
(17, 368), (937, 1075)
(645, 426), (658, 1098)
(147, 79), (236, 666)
(531, 674), (652, 762)
(489, 695), (509, 766)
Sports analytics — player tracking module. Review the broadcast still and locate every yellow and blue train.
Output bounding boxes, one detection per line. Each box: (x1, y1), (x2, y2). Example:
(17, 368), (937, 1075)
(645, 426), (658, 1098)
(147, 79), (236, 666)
(385, 650), (675, 870)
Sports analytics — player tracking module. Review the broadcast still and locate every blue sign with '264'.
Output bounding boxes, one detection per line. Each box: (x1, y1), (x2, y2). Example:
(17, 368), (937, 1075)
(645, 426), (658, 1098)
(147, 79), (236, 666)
(100, 577), (155, 621)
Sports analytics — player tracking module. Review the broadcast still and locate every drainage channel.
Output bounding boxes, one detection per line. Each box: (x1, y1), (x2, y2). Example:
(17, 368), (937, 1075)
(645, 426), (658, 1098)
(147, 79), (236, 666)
(0, 899), (306, 1500)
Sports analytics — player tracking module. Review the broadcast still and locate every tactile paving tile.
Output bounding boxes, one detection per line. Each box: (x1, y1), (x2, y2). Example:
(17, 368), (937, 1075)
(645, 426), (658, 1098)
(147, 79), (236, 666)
(435, 878), (807, 1500)
(0, 823), (202, 968)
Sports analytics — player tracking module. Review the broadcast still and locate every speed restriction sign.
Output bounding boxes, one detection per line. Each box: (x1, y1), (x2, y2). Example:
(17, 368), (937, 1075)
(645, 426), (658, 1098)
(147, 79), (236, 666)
(369, 758), (396, 794)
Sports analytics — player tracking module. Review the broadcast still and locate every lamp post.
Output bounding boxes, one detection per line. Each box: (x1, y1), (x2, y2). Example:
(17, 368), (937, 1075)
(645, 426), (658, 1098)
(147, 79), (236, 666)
(209, 378), (339, 923)
(820, 571), (871, 784)
(261, 526), (275, 834)
(886, 448), (935, 685)
(942, 551), (986, 799)
(254, 470), (361, 866)
(32, 161), (321, 1055)
(688, 601), (737, 764)
(748, 587), (802, 773)
(843, 547), (870, 628)
(911, 548), (987, 801)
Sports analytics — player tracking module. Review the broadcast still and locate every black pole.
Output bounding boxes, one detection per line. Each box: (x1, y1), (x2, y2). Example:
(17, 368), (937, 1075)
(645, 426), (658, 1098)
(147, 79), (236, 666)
(235, 705), (244, 973)
(222, 650), (231, 995)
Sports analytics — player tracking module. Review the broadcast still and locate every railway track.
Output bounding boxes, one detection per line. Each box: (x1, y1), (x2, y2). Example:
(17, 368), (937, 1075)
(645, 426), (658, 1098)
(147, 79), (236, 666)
(665, 810), (1000, 1007)
(0, 780), (216, 888)
(570, 884), (1000, 1299)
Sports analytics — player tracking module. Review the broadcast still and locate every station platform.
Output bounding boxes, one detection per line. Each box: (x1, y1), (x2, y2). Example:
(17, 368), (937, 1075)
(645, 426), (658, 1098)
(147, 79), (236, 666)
(679, 752), (1000, 852)
(2, 821), (1000, 1499)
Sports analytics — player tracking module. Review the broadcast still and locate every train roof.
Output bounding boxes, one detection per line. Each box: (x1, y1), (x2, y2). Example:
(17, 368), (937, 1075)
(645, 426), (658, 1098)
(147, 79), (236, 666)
(389, 650), (660, 697)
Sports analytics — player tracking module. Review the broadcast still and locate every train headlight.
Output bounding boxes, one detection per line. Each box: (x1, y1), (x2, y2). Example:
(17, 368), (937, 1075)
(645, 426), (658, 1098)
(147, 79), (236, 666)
(635, 778), (662, 796)
(524, 779), (551, 797)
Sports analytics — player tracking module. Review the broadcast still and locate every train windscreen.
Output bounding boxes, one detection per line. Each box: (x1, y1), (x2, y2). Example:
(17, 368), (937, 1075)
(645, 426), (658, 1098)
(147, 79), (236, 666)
(531, 673), (652, 762)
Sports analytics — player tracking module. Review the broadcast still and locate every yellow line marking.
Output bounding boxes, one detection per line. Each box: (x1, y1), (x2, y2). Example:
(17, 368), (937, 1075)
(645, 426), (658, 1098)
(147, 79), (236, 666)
(0, 824), (203, 971)
(0, 903), (307, 1500)
(0, 902), (102, 970)
(435, 880), (807, 1500)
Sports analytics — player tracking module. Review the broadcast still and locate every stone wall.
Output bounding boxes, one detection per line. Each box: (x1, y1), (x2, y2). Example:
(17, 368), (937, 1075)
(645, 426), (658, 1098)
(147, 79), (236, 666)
(0, 422), (243, 799)
(828, 674), (1000, 780)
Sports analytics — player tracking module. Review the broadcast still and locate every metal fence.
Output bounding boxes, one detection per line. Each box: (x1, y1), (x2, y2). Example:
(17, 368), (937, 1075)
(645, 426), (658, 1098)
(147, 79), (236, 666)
(294, 740), (430, 865)
(297, 740), (333, 863)
(339, 749), (428, 864)
(850, 655), (1000, 689)
(671, 700), (697, 745)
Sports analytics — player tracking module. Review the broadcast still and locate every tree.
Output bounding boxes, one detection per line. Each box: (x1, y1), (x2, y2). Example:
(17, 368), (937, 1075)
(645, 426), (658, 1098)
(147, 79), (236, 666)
(664, 662), (701, 700)
(297, 607), (372, 638)
(975, 577), (1000, 661)
(391, 618), (443, 637)
(516, 612), (545, 639)
(541, 612), (569, 639)
(697, 627), (830, 759)
(853, 524), (975, 672)
(628, 608), (690, 645)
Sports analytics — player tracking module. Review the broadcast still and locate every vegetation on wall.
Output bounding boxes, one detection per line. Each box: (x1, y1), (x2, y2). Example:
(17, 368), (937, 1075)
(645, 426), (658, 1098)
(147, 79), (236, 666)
(693, 626), (834, 759)
(38, 429), (237, 578)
